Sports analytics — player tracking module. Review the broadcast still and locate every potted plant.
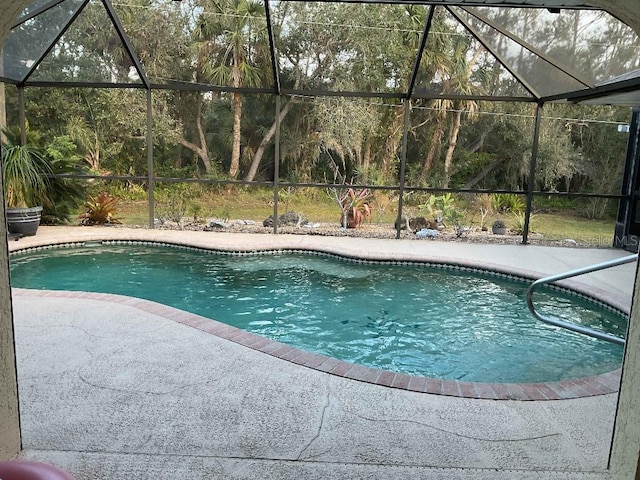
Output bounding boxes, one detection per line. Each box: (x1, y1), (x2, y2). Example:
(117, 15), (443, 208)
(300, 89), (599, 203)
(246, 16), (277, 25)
(492, 219), (507, 235)
(1, 128), (52, 236)
(339, 187), (373, 228)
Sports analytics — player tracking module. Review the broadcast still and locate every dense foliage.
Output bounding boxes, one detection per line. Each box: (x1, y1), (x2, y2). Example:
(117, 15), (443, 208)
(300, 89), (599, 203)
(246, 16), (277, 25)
(2, 1), (638, 220)
(1, 126), (86, 223)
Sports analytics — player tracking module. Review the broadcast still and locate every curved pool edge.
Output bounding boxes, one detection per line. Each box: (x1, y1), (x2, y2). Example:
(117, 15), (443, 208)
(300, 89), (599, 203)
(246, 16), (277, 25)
(12, 288), (623, 401)
(8, 227), (633, 316)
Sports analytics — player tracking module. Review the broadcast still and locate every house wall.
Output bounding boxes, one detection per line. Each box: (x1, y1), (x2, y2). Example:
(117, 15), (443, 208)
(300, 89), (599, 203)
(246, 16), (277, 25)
(0, 201), (19, 460)
(0, 0), (30, 460)
(611, 263), (640, 479)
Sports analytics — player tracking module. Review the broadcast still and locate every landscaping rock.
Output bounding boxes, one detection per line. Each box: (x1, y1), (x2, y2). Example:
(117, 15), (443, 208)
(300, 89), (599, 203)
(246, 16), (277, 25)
(395, 216), (439, 233)
(209, 220), (229, 229)
(279, 211), (307, 226)
(416, 228), (439, 239)
(263, 211), (308, 228)
(146, 218), (601, 249)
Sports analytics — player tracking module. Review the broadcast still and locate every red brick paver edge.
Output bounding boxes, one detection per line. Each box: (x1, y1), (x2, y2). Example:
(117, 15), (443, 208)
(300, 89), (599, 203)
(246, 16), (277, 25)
(14, 288), (622, 401)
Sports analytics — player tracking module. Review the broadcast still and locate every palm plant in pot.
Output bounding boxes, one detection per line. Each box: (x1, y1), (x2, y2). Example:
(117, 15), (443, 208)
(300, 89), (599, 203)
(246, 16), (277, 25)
(1, 128), (52, 236)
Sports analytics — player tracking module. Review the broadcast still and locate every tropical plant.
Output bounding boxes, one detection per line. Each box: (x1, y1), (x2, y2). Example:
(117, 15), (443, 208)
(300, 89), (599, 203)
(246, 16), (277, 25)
(1, 135), (51, 236)
(511, 211), (535, 235)
(2, 144), (50, 209)
(419, 193), (456, 224)
(2, 126), (87, 228)
(446, 209), (470, 238)
(80, 191), (121, 225)
(339, 187), (373, 228)
(491, 193), (525, 213)
(1, 127), (52, 208)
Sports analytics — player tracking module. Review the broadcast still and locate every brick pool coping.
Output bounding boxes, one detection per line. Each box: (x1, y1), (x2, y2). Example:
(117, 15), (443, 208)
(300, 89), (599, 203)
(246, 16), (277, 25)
(13, 287), (622, 401)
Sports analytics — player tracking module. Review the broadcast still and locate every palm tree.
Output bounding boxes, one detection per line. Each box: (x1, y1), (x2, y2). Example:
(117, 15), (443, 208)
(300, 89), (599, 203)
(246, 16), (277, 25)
(196, 0), (269, 179)
(441, 37), (482, 186)
(419, 16), (481, 186)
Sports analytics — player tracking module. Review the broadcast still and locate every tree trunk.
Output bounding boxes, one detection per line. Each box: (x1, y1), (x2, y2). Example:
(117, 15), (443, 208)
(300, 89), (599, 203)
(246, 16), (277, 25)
(178, 102), (210, 172)
(0, 83), (5, 143)
(362, 137), (371, 182)
(382, 107), (404, 178)
(0, 49), (5, 143)
(244, 99), (296, 182)
(466, 126), (493, 154)
(443, 109), (462, 187)
(195, 102), (212, 173)
(177, 137), (210, 171)
(229, 55), (242, 179)
(423, 119), (444, 175)
(174, 144), (183, 169)
(463, 158), (505, 189)
(229, 92), (242, 179)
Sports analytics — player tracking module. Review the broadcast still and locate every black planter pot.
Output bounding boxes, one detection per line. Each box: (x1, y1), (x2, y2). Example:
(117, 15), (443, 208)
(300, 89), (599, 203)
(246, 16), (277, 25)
(492, 224), (507, 235)
(6, 206), (43, 236)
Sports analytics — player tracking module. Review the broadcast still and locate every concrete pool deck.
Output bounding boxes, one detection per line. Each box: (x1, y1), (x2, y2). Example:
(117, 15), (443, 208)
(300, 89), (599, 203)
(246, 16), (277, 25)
(7, 226), (638, 479)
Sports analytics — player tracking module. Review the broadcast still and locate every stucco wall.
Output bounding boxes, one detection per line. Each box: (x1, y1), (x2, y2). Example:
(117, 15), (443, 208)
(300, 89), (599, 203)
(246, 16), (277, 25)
(0, 0), (31, 460)
(0, 201), (19, 460)
(611, 267), (640, 477)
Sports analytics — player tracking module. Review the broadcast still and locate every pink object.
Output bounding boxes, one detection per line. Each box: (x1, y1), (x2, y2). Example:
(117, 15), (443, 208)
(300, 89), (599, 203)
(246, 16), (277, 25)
(0, 461), (75, 480)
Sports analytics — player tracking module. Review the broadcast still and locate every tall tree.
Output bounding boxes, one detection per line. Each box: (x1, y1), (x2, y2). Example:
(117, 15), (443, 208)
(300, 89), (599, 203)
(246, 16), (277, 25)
(196, 0), (270, 179)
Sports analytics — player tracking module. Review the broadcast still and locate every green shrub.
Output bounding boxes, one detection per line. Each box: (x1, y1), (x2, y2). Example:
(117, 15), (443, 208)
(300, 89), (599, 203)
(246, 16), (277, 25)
(419, 193), (456, 222)
(511, 211), (536, 234)
(491, 193), (525, 213)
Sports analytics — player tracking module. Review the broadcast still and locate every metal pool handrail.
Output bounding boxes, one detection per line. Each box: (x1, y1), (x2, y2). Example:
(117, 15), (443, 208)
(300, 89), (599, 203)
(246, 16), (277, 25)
(526, 254), (638, 346)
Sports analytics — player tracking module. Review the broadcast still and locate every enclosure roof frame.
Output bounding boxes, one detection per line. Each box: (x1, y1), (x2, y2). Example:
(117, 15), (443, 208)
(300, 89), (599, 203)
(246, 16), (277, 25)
(0, 0), (638, 104)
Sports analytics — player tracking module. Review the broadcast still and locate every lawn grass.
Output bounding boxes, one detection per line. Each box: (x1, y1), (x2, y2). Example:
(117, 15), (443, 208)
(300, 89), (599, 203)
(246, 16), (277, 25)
(528, 213), (615, 244)
(111, 187), (617, 246)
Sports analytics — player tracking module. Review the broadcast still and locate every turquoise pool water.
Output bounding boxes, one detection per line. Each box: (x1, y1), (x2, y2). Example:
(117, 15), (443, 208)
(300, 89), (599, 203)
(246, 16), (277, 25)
(10, 244), (626, 383)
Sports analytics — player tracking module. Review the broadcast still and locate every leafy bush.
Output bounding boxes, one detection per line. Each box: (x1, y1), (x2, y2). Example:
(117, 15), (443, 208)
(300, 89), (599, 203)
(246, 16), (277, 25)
(80, 191), (121, 225)
(155, 185), (193, 224)
(41, 135), (87, 224)
(419, 193), (456, 222)
(534, 195), (579, 212)
(511, 212), (535, 234)
(447, 210), (470, 238)
(491, 193), (525, 213)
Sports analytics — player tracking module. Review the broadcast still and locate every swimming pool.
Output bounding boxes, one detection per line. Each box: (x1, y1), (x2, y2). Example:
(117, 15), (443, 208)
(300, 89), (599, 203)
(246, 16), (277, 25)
(10, 242), (625, 384)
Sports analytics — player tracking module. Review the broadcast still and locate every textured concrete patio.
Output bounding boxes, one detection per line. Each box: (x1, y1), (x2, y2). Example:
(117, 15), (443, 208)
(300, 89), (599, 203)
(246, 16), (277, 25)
(7, 226), (637, 479)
